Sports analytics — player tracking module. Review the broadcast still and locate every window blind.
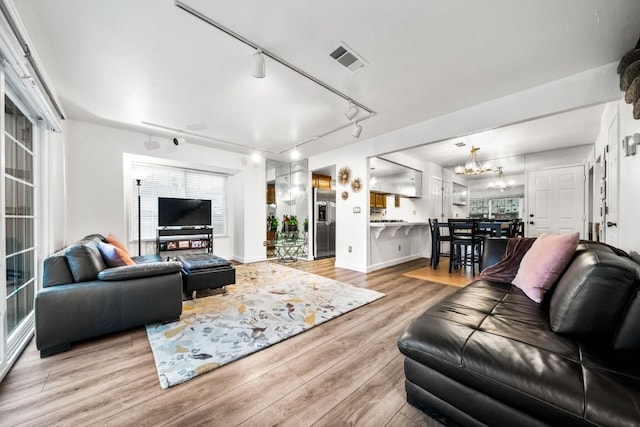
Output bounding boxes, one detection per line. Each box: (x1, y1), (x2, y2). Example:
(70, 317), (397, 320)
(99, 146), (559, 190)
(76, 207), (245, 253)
(130, 162), (228, 240)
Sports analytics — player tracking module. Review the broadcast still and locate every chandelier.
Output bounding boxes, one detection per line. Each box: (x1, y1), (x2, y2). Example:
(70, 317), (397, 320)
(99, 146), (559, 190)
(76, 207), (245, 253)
(455, 146), (492, 175)
(488, 167), (513, 192)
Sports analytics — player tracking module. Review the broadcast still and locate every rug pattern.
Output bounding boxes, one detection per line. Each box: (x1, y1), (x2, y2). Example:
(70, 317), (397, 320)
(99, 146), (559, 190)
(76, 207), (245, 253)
(146, 262), (385, 388)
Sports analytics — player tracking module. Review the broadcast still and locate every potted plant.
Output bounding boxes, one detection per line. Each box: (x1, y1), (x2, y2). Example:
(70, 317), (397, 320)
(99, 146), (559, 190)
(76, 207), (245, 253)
(288, 215), (298, 232)
(267, 215), (278, 232)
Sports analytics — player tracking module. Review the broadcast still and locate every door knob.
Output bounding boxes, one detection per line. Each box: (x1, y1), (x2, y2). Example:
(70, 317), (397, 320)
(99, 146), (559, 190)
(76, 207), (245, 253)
(529, 221), (534, 225)
(607, 222), (617, 227)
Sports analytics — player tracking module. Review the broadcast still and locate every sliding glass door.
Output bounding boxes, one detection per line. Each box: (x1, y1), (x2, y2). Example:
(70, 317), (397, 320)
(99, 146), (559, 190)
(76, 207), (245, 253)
(2, 93), (36, 368)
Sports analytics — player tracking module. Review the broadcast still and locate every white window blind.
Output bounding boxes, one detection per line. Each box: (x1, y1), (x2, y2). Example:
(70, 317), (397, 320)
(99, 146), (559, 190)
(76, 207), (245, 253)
(130, 162), (228, 240)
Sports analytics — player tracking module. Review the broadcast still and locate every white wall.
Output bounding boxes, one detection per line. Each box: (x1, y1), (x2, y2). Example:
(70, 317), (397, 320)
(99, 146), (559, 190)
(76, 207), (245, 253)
(64, 120), (266, 263)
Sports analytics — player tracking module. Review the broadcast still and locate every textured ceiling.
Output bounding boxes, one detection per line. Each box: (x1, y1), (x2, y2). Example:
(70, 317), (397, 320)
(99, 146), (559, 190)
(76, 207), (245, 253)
(13, 0), (640, 162)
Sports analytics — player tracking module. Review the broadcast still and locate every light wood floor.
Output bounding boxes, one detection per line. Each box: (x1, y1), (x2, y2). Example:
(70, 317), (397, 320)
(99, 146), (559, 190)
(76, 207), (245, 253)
(0, 257), (469, 427)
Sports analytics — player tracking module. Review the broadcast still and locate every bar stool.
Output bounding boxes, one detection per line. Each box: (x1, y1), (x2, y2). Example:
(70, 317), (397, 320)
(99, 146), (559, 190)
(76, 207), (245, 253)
(448, 218), (484, 276)
(429, 218), (450, 269)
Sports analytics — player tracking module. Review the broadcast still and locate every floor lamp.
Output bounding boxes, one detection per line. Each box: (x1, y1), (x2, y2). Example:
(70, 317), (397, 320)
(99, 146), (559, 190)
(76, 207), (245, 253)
(136, 178), (142, 256)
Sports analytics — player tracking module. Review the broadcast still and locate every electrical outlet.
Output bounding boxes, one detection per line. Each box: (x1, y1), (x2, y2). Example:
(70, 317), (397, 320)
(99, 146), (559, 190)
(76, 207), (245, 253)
(348, 246), (352, 253)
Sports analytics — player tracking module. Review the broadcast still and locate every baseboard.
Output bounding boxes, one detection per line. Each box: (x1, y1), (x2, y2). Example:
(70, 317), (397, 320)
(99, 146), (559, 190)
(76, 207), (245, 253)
(368, 254), (423, 272)
(334, 261), (368, 273)
(232, 255), (266, 264)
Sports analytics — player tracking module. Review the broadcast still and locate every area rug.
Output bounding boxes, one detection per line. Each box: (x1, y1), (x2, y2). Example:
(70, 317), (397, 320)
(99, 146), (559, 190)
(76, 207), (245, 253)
(145, 262), (385, 389)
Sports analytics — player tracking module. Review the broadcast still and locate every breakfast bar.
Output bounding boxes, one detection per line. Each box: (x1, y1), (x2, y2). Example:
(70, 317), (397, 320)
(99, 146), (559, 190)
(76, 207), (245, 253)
(369, 221), (428, 272)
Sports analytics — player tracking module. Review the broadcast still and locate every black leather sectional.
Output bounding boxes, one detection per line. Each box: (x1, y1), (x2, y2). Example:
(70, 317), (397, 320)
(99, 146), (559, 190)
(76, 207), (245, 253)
(398, 238), (640, 426)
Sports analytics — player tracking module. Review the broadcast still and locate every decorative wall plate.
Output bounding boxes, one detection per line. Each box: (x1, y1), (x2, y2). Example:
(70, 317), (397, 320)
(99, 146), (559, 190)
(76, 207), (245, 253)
(338, 166), (352, 186)
(341, 191), (349, 200)
(351, 177), (362, 192)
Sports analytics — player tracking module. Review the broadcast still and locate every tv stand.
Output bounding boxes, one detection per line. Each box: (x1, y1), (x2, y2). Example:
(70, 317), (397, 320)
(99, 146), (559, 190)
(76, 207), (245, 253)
(156, 226), (213, 254)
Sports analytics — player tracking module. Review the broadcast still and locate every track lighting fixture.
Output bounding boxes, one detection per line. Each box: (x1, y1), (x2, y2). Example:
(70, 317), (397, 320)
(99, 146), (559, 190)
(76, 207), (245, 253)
(252, 49), (266, 78)
(352, 122), (363, 138)
(173, 137), (186, 145)
(345, 101), (359, 120)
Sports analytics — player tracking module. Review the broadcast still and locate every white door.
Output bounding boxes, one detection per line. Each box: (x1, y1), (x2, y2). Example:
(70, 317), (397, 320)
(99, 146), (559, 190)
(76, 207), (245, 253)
(527, 165), (585, 237)
(603, 113), (619, 246)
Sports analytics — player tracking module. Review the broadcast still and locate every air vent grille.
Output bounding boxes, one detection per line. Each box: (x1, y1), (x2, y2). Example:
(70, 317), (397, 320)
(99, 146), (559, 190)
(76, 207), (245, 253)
(329, 42), (367, 73)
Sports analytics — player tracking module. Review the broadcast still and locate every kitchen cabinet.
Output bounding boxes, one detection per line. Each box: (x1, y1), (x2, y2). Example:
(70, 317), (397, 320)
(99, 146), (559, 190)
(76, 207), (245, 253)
(266, 184), (275, 204)
(370, 192), (387, 208)
(312, 174), (332, 189)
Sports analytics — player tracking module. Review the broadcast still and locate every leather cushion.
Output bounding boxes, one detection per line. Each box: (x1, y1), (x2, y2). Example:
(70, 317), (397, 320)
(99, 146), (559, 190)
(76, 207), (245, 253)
(64, 240), (107, 282)
(614, 290), (640, 350)
(97, 261), (182, 281)
(42, 255), (74, 287)
(549, 249), (639, 340)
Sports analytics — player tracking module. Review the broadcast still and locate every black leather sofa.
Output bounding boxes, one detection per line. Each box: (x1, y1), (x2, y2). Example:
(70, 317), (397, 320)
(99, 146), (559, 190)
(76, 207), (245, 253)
(398, 238), (640, 426)
(36, 234), (183, 357)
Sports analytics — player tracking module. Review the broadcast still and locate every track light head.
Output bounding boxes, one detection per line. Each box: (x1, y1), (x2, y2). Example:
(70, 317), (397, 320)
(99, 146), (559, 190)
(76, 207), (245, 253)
(290, 147), (300, 160)
(173, 137), (186, 145)
(345, 101), (359, 120)
(352, 122), (362, 138)
(252, 49), (266, 78)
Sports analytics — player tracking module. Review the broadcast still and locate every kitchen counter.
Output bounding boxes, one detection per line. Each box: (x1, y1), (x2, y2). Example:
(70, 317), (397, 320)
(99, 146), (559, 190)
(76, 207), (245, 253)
(370, 221), (428, 239)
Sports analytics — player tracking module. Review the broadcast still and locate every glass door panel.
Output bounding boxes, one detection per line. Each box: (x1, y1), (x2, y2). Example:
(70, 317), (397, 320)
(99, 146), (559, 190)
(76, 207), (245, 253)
(4, 96), (35, 342)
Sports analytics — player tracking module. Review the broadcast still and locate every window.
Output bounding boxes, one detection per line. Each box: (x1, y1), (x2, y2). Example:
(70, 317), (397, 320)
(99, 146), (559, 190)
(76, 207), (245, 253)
(130, 163), (228, 241)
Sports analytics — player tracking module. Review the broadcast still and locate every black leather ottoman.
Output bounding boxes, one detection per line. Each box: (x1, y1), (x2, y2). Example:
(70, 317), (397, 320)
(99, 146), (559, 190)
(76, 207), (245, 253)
(178, 254), (235, 299)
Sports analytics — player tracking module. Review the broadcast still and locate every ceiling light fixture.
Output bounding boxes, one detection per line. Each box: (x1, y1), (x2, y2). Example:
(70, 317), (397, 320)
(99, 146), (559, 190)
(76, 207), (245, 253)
(455, 146), (492, 175)
(252, 49), (265, 78)
(488, 167), (513, 192)
(251, 148), (261, 163)
(345, 101), (359, 120)
(290, 147), (300, 160)
(352, 122), (363, 138)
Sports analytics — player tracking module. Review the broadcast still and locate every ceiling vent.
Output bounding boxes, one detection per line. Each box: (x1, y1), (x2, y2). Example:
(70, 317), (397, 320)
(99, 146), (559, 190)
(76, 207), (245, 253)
(329, 42), (368, 73)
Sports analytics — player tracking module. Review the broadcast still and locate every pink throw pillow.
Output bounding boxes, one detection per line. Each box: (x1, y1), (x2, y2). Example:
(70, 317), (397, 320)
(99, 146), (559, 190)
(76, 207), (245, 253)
(512, 232), (579, 303)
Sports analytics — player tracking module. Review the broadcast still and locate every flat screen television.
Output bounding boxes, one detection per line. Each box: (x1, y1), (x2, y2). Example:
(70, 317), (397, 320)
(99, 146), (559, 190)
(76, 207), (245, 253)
(158, 197), (212, 228)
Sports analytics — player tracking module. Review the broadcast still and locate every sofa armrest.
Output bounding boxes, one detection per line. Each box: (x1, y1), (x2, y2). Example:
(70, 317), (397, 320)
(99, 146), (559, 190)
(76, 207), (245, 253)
(97, 261), (182, 281)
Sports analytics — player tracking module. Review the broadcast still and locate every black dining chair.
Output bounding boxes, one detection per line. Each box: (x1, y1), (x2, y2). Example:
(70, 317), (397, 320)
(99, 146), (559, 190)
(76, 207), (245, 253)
(429, 218), (450, 269)
(448, 218), (484, 276)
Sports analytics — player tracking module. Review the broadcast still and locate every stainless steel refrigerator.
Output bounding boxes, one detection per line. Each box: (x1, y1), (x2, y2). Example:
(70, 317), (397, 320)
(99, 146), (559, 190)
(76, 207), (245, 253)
(313, 188), (336, 258)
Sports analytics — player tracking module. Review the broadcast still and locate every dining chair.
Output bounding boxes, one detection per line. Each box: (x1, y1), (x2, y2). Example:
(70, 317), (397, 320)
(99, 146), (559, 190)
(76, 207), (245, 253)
(448, 218), (484, 276)
(428, 218), (450, 269)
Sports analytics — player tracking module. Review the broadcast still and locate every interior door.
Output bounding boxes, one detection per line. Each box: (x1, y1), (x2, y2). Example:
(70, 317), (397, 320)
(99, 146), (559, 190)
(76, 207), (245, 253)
(527, 165), (585, 237)
(604, 113), (619, 247)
